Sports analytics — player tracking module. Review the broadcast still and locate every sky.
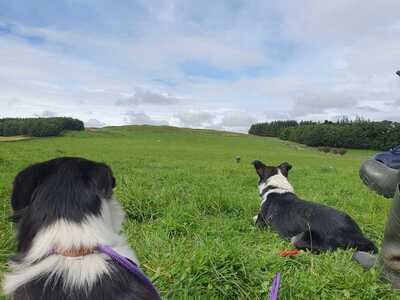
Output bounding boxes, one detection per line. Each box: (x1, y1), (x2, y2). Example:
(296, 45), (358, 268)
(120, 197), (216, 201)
(1, 1), (400, 132)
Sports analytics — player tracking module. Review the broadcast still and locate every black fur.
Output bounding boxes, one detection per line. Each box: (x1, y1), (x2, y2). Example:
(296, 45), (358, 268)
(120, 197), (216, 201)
(253, 161), (377, 253)
(8, 157), (160, 300)
(11, 157), (114, 254)
(12, 263), (158, 300)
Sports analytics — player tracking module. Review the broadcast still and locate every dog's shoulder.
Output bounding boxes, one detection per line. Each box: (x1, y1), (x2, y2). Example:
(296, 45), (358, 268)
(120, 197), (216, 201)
(263, 192), (322, 216)
(261, 192), (298, 214)
(264, 191), (298, 206)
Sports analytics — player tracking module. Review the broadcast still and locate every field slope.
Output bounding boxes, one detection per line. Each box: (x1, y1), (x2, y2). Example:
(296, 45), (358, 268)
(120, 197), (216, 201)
(0, 125), (396, 299)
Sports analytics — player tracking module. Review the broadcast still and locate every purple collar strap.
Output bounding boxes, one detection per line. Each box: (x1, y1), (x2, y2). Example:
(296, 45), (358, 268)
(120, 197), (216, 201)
(97, 245), (161, 299)
(48, 245), (161, 299)
(269, 272), (281, 300)
(49, 245), (280, 299)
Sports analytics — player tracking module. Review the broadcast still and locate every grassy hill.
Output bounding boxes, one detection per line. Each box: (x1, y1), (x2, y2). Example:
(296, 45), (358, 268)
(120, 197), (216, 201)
(0, 125), (396, 299)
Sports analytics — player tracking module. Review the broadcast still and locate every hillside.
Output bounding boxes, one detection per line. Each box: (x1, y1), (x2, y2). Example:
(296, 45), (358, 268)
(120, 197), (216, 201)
(0, 125), (395, 299)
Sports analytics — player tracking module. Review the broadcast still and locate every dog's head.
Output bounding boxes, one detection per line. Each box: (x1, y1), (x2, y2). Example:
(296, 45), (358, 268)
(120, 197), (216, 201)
(252, 160), (292, 181)
(251, 160), (293, 194)
(10, 157), (117, 253)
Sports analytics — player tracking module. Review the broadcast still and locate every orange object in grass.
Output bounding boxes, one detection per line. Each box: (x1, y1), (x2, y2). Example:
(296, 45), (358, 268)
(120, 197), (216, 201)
(279, 249), (302, 257)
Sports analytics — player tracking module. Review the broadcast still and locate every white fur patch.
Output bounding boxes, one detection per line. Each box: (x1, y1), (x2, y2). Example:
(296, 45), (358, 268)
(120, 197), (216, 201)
(290, 234), (302, 244)
(253, 215), (258, 224)
(259, 170), (294, 207)
(3, 196), (138, 295)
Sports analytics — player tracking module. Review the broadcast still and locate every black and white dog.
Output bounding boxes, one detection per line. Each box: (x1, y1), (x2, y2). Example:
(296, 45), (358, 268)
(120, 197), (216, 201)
(3, 157), (160, 300)
(252, 160), (377, 253)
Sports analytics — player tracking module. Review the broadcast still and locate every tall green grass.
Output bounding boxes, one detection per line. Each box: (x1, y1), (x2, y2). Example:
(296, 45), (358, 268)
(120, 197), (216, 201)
(0, 125), (397, 299)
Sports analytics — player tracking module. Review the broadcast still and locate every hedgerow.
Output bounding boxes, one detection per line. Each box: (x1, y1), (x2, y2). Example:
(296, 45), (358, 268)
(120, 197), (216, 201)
(249, 119), (400, 150)
(0, 117), (84, 137)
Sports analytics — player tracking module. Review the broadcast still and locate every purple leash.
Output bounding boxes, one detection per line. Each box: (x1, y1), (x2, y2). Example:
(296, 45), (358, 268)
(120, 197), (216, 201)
(97, 245), (161, 299)
(268, 272), (281, 300)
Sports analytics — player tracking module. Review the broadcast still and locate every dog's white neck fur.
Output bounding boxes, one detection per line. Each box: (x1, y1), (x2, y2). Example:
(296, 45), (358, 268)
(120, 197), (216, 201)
(259, 170), (294, 207)
(3, 196), (137, 295)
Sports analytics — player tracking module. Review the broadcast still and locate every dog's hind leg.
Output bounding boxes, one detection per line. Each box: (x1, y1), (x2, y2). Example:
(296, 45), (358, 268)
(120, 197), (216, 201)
(355, 237), (378, 253)
(291, 231), (328, 252)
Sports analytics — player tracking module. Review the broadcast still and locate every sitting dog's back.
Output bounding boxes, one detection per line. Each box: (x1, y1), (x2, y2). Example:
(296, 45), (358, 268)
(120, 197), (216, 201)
(3, 157), (160, 300)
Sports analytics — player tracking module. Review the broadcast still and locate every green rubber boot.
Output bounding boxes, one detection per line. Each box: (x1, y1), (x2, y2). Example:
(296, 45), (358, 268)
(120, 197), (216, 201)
(359, 159), (400, 199)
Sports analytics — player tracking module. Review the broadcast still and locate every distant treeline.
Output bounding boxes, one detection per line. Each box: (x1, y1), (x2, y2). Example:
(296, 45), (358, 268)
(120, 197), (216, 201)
(249, 120), (306, 137)
(249, 119), (400, 150)
(0, 117), (84, 137)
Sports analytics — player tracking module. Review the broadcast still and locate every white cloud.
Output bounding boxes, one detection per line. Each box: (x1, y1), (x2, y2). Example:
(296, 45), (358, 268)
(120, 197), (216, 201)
(85, 119), (106, 128)
(219, 111), (257, 127)
(277, 1), (400, 43)
(356, 106), (381, 113)
(124, 111), (169, 126)
(128, 35), (266, 71)
(174, 111), (215, 127)
(115, 88), (180, 106)
(1, 1), (400, 132)
(34, 110), (58, 117)
(291, 90), (358, 118)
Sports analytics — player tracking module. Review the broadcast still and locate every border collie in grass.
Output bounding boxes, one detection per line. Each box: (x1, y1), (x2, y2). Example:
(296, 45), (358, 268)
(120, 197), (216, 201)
(252, 160), (377, 253)
(3, 157), (160, 300)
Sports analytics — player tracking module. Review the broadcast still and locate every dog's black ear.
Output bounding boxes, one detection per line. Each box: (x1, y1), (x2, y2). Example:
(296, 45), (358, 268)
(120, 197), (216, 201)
(279, 162), (292, 177)
(11, 161), (53, 220)
(252, 160), (266, 178)
(87, 163), (115, 198)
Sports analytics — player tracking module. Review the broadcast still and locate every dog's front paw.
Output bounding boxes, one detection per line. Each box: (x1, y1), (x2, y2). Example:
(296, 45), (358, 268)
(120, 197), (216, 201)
(253, 215), (258, 224)
(290, 232), (304, 244)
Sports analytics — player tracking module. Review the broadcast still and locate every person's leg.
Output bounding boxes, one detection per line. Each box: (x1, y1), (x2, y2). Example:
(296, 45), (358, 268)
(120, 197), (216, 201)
(379, 185), (400, 288)
(355, 160), (400, 288)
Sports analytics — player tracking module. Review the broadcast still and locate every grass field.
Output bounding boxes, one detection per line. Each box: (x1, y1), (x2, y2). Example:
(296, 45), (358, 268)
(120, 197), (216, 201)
(0, 125), (398, 299)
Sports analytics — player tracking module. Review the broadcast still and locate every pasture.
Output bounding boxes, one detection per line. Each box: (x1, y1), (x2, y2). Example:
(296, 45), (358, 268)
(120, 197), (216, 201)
(0, 125), (397, 299)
